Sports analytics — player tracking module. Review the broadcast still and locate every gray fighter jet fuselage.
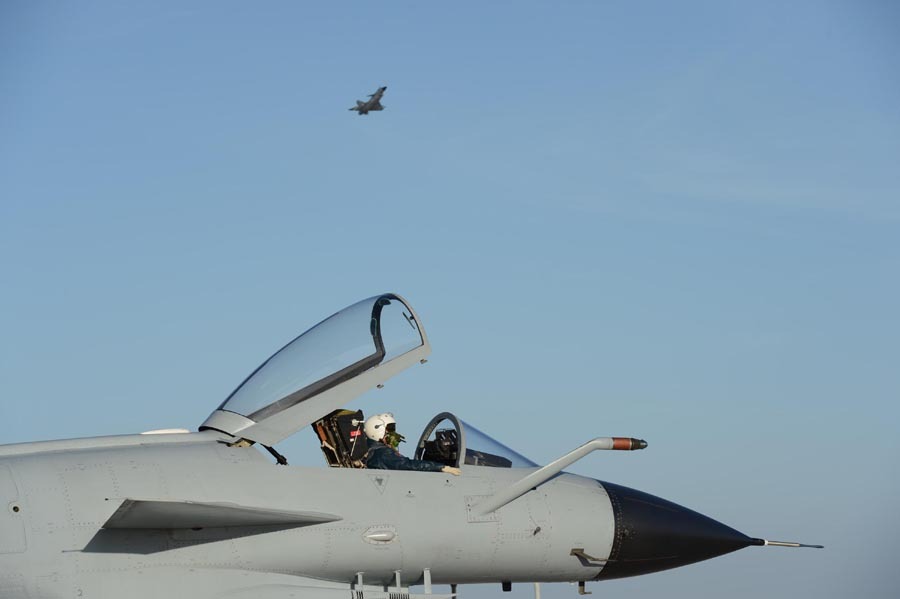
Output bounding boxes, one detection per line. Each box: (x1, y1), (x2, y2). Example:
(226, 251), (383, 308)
(0, 293), (820, 599)
(350, 86), (387, 114)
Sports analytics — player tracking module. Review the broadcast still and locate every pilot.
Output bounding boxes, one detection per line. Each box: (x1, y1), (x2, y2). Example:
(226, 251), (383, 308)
(364, 413), (461, 475)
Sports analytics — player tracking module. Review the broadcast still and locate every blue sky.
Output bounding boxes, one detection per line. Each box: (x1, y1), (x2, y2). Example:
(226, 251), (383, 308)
(2, 2), (898, 597)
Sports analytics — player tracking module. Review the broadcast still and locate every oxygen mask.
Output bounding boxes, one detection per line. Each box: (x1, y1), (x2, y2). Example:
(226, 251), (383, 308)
(384, 425), (405, 449)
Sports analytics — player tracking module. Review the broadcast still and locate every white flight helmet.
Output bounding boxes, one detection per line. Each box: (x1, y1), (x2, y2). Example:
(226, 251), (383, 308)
(364, 413), (396, 442)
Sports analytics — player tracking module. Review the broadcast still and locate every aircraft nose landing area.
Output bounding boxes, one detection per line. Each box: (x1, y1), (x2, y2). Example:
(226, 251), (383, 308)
(596, 481), (754, 580)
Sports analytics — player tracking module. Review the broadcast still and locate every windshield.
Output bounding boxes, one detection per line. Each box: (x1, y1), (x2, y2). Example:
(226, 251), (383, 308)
(463, 420), (537, 468)
(416, 413), (537, 468)
(218, 294), (424, 421)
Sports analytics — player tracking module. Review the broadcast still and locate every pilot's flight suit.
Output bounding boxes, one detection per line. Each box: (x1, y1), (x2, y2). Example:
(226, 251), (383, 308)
(365, 439), (446, 472)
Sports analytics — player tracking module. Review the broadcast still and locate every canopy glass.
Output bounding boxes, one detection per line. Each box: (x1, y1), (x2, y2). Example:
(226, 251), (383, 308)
(217, 294), (425, 423)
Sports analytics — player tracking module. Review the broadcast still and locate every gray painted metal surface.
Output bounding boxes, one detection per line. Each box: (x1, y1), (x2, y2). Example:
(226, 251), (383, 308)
(0, 435), (616, 597)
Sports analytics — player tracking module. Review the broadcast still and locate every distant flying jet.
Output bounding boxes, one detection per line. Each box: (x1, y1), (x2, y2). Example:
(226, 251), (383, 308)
(349, 86), (386, 115)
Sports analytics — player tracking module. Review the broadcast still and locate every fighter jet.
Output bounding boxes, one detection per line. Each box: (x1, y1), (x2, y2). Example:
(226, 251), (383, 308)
(350, 86), (387, 114)
(0, 293), (821, 599)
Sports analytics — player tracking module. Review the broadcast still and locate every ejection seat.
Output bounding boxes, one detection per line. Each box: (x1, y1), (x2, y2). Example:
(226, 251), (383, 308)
(313, 409), (368, 468)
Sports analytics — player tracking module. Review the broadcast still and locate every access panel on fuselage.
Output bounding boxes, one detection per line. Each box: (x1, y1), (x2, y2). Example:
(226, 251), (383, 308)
(0, 464), (26, 554)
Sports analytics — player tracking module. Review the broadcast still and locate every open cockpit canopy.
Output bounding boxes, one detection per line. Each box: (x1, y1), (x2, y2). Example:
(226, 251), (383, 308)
(201, 293), (430, 447)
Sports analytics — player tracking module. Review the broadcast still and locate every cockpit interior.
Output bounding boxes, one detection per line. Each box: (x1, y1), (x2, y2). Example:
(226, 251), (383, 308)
(312, 409), (536, 470)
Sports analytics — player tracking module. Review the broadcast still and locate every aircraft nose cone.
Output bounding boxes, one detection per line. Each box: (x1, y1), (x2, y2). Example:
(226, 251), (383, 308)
(596, 481), (754, 580)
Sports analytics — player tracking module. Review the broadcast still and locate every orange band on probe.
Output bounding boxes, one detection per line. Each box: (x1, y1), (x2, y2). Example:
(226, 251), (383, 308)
(612, 437), (633, 450)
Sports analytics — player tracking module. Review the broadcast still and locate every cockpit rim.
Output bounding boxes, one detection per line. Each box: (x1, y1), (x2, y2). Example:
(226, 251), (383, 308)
(414, 412), (466, 468)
